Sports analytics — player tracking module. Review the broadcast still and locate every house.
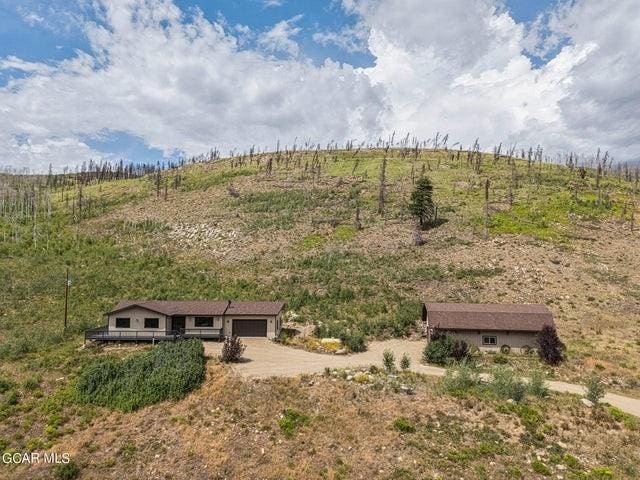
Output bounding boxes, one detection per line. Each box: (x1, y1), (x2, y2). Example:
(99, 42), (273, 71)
(85, 300), (285, 342)
(422, 303), (554, 353)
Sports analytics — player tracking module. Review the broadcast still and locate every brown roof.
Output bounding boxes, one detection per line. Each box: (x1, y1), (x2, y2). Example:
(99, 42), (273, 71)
(225, 301), (285, 316)
(107, 300), (285, 317)
(425, 303), (553, 332)
(108, 300), (229, 316)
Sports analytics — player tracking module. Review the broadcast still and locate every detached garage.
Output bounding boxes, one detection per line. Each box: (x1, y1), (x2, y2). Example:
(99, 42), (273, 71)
(224, 301), (285, 339)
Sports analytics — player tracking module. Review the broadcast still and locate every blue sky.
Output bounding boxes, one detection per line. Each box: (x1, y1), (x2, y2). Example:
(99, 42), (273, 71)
(0, 0), (638, 170)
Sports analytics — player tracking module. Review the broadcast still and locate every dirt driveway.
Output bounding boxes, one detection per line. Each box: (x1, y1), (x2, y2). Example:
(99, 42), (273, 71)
(204, 338), (640, 417)
(204, 338), (445, 379)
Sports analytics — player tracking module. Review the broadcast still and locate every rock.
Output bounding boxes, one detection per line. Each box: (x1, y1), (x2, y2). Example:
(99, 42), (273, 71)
(557, 465), (566, 471)
(346, 375), (353, 381)
(506, 399), (515, 404)
(557, 441), (568, 449)
(335, 349), (348, 355)
(321, 337), (341, 345)
(581, 398), (594, 408)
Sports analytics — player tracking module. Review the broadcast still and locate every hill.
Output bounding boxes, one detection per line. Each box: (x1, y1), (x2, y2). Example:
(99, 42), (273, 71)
(1, 147), (640, 478)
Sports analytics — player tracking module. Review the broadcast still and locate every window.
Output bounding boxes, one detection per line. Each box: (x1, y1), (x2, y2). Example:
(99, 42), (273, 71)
(482, 335), (497, 346)
(115, 318), (130, 328)
(144, 318), (159, 329)
(194, 316), (214, 327)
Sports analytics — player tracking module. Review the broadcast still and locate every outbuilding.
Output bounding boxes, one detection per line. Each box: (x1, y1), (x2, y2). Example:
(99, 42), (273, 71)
(422, 303), (554, 353)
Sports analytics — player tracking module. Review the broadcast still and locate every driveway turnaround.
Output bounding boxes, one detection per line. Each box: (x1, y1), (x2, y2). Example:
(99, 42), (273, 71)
(204, 338), (640, 418)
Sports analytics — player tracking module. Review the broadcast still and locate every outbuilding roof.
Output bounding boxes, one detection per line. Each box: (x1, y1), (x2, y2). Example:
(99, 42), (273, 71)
(106, 300), (285, 317)
(424, 303), (553, 332)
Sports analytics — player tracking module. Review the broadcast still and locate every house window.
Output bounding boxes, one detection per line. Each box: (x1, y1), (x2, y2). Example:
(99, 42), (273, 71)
(115, 318), (130, 328)
(482, 335), (497, 346)
(194, 316), (214, 327)
(144, 318), (159, 329)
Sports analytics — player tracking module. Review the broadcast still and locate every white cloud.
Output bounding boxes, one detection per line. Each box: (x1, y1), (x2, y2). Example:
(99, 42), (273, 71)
(0, 1), (385, 171)
(313, 22), (369, 54)
(257, 15), (303, 57)
(0, 0), (639, 171)
(262, 0), (284, 7)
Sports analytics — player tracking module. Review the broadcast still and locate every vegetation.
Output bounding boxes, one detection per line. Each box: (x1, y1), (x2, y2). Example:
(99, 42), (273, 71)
(537, 325), (565, 365)
(383, 349), (396, 371)
(75, 339), (205, 411)
(409, 176), (437, 229)
(278, 409), (310, 438)
(53, 461), (80, 480)
(400, 353), (411, 371)
(220, 335), (246, 363)
(423, 330), (470, 365)
(392, 417), (416, 433)
(585, 374), (606, 405)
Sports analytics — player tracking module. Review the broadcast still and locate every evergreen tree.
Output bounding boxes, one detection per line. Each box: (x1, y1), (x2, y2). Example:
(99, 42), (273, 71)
(409, 176), (436, 229)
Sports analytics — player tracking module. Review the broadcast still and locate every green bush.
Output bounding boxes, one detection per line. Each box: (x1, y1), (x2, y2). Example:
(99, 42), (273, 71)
(383, 349), (396, 371)
(75, 339), (205, 411)
(531, 460), (551, 476)
(585, 374), (606, 405)
(400, 353), (411, 371)
(278, 409), (310, 438)
(441, 361), (481, 395)
(492, 353), (509, 364)
(392, 417), (416, 433)
(341, 329), (366, 352)
(0, 377), (15, 393)
(423, 332), (469, 365)
(53, 461), (80, 480)
(423, 337), (453, 365)
(489, 367), (527, 402)
(526, 370), (549, 398)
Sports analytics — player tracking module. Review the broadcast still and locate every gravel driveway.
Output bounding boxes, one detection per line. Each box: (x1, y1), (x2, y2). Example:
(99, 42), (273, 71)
(204, 338), (640, 417)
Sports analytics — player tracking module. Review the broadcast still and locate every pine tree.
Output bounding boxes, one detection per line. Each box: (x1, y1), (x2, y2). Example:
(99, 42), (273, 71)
(409, 176), (436, 229)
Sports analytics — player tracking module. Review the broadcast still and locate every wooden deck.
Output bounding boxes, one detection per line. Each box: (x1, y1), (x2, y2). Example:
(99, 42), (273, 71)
(84, 326), (224, 342)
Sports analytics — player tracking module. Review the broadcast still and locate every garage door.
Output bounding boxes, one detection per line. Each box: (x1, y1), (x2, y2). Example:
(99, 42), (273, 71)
(232, 319), (267, 337)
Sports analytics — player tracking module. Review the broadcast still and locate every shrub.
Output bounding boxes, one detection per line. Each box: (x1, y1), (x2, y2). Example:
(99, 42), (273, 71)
(531, 460), (552, 476)
(451, 339), (470, 362)
(53, 461), (80, 480)
(588, 466), (614, 479)
(0, 377), (15, 393)
(75, 339), (205, 411)
(400, 353), (411, 371)
(537, 325), (565, 365)
(220, 335), (246, 363)
(489, 367), (527, 402)
(492, 353), (509, 364)
(585, 375), (606, 405)
(608, 406), (638, 430)
(423, 336), (453, 365)
(340, 329), (366, 352)
(278, 409), (310, 438)
(393, 417), (415, 433)
(441, 361), (481, 395)
(526, 370), (549, 398)
(383, 349), (396, 371)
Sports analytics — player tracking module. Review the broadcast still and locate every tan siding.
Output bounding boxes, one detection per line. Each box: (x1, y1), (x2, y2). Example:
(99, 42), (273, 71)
(107, 306), (168, 337)
(447, 330), (538, 352)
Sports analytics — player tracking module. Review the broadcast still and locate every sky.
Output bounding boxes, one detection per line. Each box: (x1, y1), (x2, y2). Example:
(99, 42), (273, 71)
(0, 0), (638, 172)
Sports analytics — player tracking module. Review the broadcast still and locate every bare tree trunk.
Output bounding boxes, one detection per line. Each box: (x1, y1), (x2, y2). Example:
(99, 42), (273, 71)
(484, 179), (490, 240)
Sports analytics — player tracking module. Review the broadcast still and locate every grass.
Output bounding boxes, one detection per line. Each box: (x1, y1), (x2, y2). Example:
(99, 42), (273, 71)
(278, 408), (310, 438)
(75, 339), (205, 411)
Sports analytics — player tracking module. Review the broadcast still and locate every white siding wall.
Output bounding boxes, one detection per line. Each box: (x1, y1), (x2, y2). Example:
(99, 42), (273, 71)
(107, 307), (168, 337)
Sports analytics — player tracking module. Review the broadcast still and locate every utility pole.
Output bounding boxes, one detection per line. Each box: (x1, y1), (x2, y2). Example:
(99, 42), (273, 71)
(64, 267), (71, 330)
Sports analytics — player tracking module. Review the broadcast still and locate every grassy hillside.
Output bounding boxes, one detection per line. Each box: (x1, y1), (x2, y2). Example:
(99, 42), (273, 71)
(1, 147), (640, 478)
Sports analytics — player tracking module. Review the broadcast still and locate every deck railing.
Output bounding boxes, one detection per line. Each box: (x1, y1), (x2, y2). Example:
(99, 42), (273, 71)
(84, 326), (182, 342)
(84, 326), (224, 342)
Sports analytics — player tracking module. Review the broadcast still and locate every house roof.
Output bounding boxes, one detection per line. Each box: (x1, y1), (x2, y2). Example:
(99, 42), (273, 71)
(107, 300), (285, 317)
(225, 301), (285, 316)
(424, 303), (553, 332)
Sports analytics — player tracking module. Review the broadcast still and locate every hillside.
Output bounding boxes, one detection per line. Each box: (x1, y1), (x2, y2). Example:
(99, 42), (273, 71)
(1, 147), (640, 478)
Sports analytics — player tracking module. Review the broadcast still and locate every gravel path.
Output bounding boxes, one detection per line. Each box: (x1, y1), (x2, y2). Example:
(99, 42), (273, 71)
(205, 338), (640, 417)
